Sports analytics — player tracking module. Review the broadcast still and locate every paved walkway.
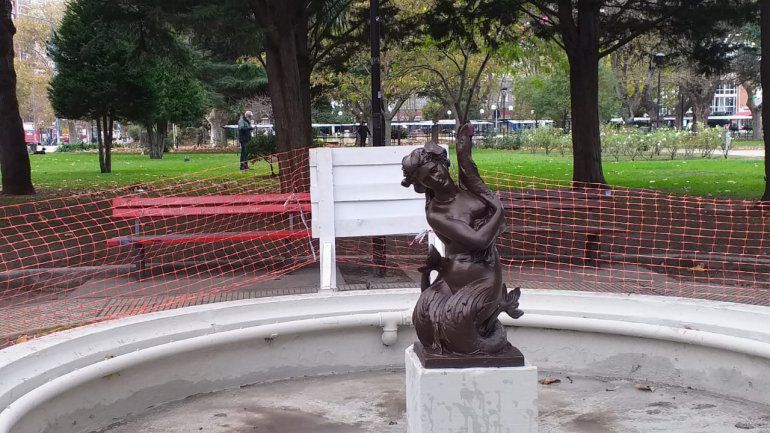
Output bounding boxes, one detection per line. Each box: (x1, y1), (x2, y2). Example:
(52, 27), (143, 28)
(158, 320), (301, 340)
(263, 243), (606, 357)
(730, 149), (765, 158)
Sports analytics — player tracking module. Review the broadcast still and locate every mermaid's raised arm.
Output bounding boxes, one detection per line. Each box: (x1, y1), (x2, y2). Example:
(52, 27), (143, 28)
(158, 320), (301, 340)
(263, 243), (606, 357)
(456, 124), (494, 200)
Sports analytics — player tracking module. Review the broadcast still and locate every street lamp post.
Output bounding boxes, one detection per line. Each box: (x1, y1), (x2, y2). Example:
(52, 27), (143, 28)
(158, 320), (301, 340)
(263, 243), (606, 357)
(501, 88), (508, 135)
(446, 110), (452, 139)
(491, 104), (498, 134)
(370, 0), (384, 148)
(653, 53), (666, 131)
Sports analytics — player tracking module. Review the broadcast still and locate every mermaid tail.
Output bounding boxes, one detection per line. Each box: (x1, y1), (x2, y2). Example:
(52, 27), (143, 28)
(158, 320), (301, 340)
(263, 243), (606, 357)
(413, 277), (521, 356)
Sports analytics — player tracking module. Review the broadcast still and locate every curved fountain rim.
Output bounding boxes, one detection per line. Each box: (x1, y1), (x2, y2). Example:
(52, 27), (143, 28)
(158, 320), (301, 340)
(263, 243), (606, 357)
(2, 288), (770, 432)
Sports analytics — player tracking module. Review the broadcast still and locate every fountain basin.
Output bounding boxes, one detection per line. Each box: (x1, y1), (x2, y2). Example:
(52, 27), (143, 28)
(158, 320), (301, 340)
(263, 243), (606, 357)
(2, 289), (770, 433)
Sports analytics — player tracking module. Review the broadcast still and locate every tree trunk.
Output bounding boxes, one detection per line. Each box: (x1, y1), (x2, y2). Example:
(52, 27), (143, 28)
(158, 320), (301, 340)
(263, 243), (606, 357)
(683, 77), (718, 134)
(566, 1), (607, 187)
(674, 88), (690, 131)
(430, 123), (439, 143)
(745, 83), (763, 140)
(66, 120), (76, 143)
(752, 108), (763, 140)
(383, 118), (392, 146)
(86, 121), (94, 143)
(146, 122), (167, 159)
(101, 114), (112, 174)
(761, 0), (770, 202)
(0, 0), (35, 195)
(692, 100), (712, 134)
(107, 116), (113, 173)
(263, 2), (312, 193)
(96, 117), (106, 173)
(206, 107), (228, 147)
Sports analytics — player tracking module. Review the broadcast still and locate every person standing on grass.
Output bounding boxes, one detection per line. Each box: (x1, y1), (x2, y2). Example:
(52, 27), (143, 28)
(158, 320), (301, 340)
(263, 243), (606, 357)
(238, 111), (255, 170)
(356, 121), (370, 147)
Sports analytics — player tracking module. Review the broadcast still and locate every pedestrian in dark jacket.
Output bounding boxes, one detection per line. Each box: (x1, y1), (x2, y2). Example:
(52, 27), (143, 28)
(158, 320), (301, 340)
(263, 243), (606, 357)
(238, 111), (255, 170)
(356, 122), (370, 147)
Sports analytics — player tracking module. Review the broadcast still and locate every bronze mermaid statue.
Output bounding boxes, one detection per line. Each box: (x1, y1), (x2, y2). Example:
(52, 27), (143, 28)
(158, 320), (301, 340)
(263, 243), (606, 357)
(401, 123), (524, 367)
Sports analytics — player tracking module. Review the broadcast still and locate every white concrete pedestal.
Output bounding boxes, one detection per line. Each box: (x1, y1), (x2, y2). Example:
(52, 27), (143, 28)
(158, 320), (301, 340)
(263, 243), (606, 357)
(405, 345), (538, 433)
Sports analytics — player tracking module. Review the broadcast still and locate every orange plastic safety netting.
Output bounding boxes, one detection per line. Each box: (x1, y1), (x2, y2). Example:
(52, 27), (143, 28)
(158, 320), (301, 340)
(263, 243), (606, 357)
(0, 149), (314, 347)
(336, 168), (770, 305)
(1, 149), (768, 347)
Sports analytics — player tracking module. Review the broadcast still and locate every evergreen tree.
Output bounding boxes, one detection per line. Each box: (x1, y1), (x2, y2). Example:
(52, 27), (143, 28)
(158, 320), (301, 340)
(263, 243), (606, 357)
(48, 0), (153, 173)
(117, 0), (368, 190)
(142, 59), (209, 159)
(197, 61), (268, 147)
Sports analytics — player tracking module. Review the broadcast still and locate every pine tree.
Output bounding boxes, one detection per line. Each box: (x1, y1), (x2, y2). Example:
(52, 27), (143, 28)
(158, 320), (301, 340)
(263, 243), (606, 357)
(48, 0), (154, 173)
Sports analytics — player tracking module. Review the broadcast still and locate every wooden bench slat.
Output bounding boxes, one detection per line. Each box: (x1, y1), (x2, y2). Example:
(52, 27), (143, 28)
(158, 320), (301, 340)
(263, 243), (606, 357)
(114, 193), (310, 208)
(107, 230), (310, 246)
(113, 204), (311, 218)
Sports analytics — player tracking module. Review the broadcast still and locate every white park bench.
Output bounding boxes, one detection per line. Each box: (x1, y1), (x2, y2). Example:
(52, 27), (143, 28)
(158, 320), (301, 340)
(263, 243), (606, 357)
(310, 145), (446, 291)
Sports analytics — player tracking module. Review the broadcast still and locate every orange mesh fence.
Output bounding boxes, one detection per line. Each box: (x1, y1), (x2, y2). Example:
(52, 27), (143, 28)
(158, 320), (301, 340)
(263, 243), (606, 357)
(332, 169), (770, 305)
(1, 150), (769, 347)
(0, 149), (314, 347)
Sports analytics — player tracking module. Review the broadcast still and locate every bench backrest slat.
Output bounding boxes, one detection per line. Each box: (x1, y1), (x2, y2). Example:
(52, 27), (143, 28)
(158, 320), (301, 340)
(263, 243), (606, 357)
(113, 193), (310, 209)
(113, 203), (311, 218)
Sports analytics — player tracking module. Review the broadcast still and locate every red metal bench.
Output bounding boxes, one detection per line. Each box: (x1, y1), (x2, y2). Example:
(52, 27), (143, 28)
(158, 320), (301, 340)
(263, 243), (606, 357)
(501, 190), (608, 265)
(108, 193), (311, 277)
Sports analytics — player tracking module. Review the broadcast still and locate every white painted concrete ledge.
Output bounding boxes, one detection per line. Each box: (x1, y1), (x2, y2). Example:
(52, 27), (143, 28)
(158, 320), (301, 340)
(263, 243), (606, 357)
(1, 289), (769, 433)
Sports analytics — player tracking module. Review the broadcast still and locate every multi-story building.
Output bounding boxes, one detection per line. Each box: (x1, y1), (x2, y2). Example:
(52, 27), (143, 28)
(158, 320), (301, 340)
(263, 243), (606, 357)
(712, 83), (760, 117)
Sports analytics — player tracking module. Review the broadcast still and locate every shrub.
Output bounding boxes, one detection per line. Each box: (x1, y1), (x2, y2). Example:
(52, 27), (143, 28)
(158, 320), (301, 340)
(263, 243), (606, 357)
(246, 133), (277, 159)
(58, 142), (100, 152)
(246, 133), (277, 175)
(521, 126), (565, 155)
(647, 129), (679, 160)
(126, 125), (141, 142)
(477, 133), (522, 150)
(391, 126), (408, 140)
(695, 127), (723, 159)
(601, 127), (625, 162)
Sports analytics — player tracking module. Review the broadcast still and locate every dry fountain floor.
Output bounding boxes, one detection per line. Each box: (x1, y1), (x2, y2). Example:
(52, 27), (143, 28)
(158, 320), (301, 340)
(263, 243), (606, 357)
(98, 370), (770, 433)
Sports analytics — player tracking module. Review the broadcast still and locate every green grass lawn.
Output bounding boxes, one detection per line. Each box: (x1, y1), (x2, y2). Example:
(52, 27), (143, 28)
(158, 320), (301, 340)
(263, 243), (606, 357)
(28, 152), (250, 192)
(11, 149), (767, 202)
(459, 148), (766, 199)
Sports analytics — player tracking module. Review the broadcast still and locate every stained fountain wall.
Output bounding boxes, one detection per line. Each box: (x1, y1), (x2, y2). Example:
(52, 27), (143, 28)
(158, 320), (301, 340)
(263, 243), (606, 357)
(2, 289), (770, 433)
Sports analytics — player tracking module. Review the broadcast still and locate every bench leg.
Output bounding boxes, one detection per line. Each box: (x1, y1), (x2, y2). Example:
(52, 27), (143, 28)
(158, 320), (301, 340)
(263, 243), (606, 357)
(133, 244), (146, 280)
(584, 234), (600, 266)
(373, 236), (387, 277)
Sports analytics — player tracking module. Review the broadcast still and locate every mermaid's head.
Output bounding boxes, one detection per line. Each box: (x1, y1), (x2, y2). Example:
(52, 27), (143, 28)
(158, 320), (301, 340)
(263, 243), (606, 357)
(401, 142), (451, 194)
